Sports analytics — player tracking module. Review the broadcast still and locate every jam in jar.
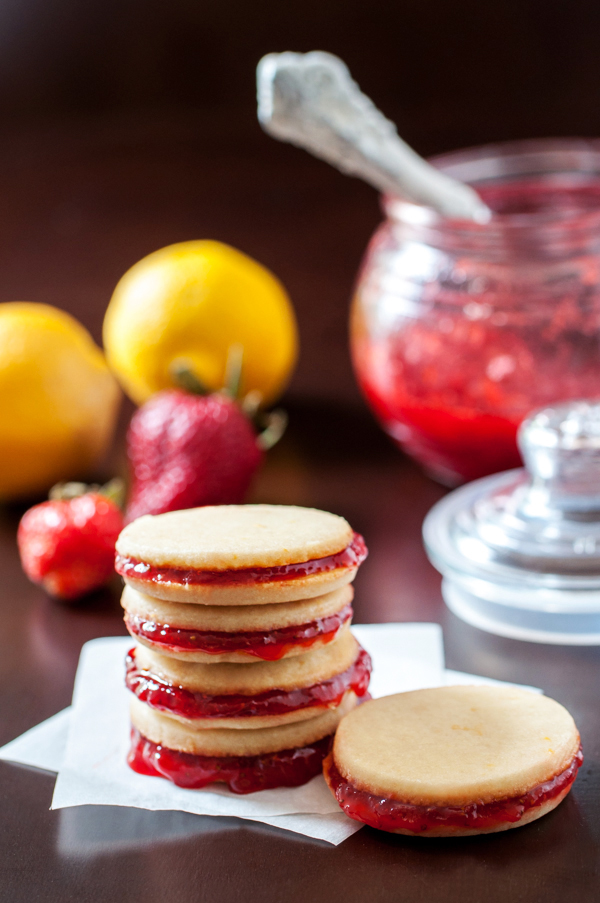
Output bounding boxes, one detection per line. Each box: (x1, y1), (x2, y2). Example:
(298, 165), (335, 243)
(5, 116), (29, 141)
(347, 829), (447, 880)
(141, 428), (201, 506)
(351, 140), (600, 484)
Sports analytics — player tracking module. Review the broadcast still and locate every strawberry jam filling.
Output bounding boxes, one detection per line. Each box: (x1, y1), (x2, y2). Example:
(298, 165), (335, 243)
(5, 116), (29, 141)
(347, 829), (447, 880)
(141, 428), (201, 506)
(324, 745), (583, 833)
(115, 532), (367, 587)
(125, 645), (372, 720)
(124, 603), (353, 661)
(128, 727), (333, 793)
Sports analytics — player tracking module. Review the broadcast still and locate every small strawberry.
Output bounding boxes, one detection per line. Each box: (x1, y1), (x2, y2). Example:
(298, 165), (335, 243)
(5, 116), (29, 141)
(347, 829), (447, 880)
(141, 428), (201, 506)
(124, 350), (286, 523)
(18, 480), (124, 601)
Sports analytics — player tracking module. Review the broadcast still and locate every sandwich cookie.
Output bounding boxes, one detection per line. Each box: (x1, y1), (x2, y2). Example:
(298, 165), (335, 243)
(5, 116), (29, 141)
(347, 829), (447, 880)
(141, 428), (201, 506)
(125, 629), (371, 729)
(121, 583), (354, 662)
(324, 686), (582, 837)
(115, 505), (367, 605)
(129, 692), (357, 793)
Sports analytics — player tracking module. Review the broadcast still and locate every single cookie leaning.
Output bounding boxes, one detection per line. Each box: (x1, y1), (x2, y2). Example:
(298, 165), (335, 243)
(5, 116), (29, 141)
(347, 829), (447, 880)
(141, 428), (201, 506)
(128, 692), (357, 794)
(324, 686), (582, 838)
(126, 629), (372, 729)
(115, 504), (366, 605)
(122, 583), (354, 663)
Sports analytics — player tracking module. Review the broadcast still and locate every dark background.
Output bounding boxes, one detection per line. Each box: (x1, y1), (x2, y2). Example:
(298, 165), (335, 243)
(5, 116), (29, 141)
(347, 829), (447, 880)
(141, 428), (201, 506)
(2, 0), (600, 406)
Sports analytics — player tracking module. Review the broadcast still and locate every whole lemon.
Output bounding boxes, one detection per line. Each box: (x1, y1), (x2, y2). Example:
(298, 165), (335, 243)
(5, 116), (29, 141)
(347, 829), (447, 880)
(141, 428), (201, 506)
(0, 303), (121, 501)
(103, 241), (298, 407)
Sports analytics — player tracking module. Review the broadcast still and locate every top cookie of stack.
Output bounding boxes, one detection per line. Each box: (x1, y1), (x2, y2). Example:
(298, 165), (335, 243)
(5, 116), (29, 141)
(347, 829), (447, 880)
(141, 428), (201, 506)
(116, 504), (366, 662)
(116, 505), (370, 794)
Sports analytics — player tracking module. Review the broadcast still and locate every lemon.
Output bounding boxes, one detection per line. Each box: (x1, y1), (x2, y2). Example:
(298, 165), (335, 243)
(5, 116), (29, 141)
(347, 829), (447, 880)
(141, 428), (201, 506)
(103, 240), (298, 407)
(0, 303), (121, 501)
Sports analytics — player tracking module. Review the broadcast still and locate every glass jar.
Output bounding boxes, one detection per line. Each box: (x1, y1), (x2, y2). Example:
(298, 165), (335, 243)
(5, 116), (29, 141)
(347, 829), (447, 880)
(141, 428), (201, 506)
(350, 139), (600, 485)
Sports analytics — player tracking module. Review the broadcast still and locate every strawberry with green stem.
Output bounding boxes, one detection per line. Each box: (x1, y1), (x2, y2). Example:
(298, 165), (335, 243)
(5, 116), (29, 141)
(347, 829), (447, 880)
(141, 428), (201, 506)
(124, 345), (287, 523)
(18, 479), (125, 601)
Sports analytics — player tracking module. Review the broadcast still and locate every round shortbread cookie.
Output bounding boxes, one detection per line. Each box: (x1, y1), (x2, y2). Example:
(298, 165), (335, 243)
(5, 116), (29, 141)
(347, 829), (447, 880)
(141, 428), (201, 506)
(121, 566), (357, 606)
(127, 631), (364, 729)
(122, 584), (353, 663)
(122, 583), (353, 631)
(130, 690), (358, 756)
(132, 629), (358, 695)
(116, 504), (359, 605)
(117, 505), (353, 569)
(332, 686), (580, 807)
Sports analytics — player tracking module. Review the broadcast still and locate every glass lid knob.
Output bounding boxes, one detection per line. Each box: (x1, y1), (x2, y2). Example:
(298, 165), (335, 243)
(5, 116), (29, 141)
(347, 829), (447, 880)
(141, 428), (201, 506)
(518, 400), (600, 516)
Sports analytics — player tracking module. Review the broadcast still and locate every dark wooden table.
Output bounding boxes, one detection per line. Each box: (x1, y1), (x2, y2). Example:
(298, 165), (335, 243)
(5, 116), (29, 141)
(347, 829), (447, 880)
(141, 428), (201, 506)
(0, 118), (599, 903)
(1, 401), (599, 903)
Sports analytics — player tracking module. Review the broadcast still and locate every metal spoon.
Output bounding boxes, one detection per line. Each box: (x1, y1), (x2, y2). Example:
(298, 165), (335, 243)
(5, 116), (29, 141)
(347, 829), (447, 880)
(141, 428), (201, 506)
(257, 51), (491, 224)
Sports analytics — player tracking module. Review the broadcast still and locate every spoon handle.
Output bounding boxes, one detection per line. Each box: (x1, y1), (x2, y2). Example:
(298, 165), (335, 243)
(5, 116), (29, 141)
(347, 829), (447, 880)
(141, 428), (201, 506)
(257, 51), (491, 224)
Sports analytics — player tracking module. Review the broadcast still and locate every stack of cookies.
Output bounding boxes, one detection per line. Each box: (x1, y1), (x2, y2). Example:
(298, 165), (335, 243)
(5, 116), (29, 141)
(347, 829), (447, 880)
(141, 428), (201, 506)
(115, 504), (371, 794)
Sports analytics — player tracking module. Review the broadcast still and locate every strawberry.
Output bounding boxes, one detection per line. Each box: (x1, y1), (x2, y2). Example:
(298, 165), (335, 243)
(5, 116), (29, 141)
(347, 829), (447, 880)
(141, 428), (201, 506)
(125, 390), (262, 522)
(124, 351), (287, 523)
(18, 481), (124, 601)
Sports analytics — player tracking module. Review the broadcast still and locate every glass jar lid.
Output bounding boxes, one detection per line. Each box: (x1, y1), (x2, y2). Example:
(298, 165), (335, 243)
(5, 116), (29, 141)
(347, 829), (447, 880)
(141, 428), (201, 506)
(423, 400), (600, 644)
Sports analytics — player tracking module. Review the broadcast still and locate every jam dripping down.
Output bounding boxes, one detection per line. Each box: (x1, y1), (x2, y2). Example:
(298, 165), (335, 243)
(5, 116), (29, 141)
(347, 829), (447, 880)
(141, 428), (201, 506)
(125, 645), (372, 720)
(115, 533), (367, 587)
(128, 727), (333, 793)
(324, 745), (583, 833)
(125, 603), (353, 661)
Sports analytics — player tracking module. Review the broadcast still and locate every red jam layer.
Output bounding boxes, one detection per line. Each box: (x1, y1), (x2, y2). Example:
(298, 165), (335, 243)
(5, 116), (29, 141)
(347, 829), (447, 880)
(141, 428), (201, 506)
(325, 745), (583, 833)
(124, 603), (353, 661)
(128, 727), (333, 794)
(125, 645), (372, 720)
(115, 532), (367, 587)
